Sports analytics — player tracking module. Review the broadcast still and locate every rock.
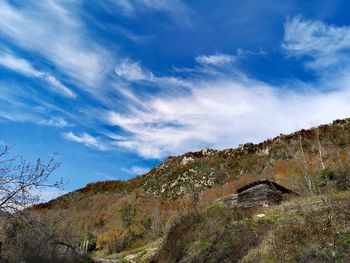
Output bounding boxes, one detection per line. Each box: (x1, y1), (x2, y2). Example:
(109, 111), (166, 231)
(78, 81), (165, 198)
(181, 156), (194, 165)
(256, 146), (270, 156)
(201, 147), (213, 156)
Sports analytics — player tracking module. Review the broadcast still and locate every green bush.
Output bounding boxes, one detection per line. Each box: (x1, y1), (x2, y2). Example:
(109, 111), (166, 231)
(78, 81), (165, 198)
(320, 168), (336, 181)
(315, 167), (336, 193)
(205, 200), (225, 215)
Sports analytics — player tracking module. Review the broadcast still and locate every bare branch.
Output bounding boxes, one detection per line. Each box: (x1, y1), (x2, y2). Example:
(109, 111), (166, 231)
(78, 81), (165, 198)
(0, 145), (61, 213)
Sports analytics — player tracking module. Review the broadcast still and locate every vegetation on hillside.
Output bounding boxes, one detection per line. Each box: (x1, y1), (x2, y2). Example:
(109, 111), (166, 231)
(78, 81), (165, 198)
(15, 117), (350, 261)
(143, 118), (350, 199)
(152, 191), (350, 263)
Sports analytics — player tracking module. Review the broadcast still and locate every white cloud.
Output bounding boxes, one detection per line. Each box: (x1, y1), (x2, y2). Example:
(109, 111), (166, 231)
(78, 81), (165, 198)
(36, 187), (67, 202)
(0, 1), (111, 87)
(0, 109), (39, 123)
(105, 17), (350, 159)
(63, 132), (108, 151)
(114, 0), (193, 26)
(114, 60), (193, 93)
(0, 51), (76, 98)
(0, 51), (38, 76)
(103, 132), (127, 141)
(44, 76), (76, 98)
(39, 117), (69, 128)
(283, 16), (350, 70)
(115, 60), (152, 81)
(121, 166), (150, 176)
(105, 76), (350, 158)
(195, 54), (235, 66)
(131, 166), (150, 175)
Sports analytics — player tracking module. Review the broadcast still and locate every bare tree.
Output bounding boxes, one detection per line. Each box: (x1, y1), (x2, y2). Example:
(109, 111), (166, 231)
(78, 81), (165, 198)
(0, 145), (61, 213)
(315, 127), (325, 170)
(0, 145), (85, 262)
(298, 134), (314, 193)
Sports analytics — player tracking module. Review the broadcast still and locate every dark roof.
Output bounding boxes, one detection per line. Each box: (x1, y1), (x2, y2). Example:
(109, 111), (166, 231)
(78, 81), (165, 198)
(235, 179), (297, 195)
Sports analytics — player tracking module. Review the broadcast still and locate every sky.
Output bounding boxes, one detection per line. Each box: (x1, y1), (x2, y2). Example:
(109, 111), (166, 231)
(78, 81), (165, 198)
(2, 0), (350, 199)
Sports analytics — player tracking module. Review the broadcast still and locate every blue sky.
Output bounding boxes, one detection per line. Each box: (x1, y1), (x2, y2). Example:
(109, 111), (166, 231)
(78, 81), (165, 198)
(2, 0), (350, 199)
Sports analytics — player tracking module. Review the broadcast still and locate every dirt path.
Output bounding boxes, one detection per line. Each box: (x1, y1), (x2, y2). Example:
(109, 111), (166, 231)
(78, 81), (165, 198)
(93, 258), (119, 263)
(92, 238), (162, 263)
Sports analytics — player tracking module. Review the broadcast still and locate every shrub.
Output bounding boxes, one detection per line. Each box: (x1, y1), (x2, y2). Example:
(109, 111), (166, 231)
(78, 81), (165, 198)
(141, 216), (153, 232)
(334, 166), (350, 191)
(315, 167), (336, 193)
(97, 230), (134, 254)
(320, 168), (336, 181)
(3, 212), (83, 263)
(205, 200), (225, 215)
(151, 207), (257, 263)
(119, 202), (136, 230)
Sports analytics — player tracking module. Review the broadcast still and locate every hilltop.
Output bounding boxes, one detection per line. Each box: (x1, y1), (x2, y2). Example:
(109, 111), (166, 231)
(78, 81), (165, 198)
(39, 117), (350, 205)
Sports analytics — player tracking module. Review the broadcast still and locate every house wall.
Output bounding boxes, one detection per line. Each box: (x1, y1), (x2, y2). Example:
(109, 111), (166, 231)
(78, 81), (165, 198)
(221, 194), (238, 206)
(237, 184), (269, 208)
(236, 184), (285, 208)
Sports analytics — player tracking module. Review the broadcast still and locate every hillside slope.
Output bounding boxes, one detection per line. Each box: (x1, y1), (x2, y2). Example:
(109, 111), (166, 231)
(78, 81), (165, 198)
(151, 192), (350, 263)
(142, 118), (350, 199)
(30, 117), (350, 258)
(41, 117), (350, 205)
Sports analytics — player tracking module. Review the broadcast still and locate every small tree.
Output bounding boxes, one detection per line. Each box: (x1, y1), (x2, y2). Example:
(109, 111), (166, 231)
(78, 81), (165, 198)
(119, 202), (136, 230)
(298, 134), (313, 193)
(0, 145), (61, 212)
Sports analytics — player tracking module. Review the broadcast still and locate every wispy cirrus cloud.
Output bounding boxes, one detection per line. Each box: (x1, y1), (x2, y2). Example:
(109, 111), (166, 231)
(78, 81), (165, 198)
(39, 117), (69, 128)
(113, 0), (193, 26)
(195, 54), (235, 66)
(0, 79), (78, 130)
(114, 59), (193, 93)
(121, 166), (150, 176)
(115, 60), (153, 81)
(0, 51), (76, 98)
(63, 132), (108, 151)
(0, 1), (111, 87)
(106, 78), (350, 158)
(0, 82), (68, 126)
(283, 16), (350, 71)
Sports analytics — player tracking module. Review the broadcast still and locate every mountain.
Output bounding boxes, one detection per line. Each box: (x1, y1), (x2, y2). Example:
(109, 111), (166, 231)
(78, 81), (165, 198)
(41, 117), (350, 204)
(23, 117), (350, 262)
